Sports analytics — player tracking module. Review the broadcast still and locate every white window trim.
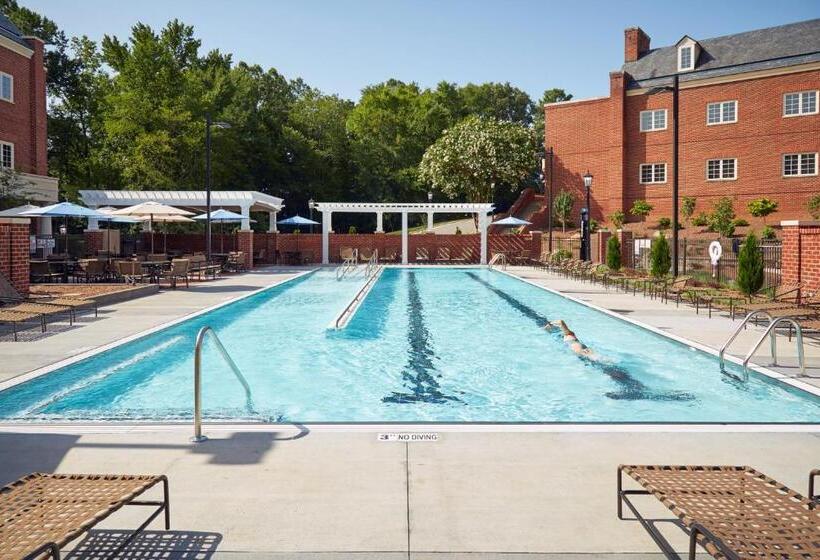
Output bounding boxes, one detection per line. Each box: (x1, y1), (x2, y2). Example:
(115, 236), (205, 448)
(782, 90), (819, 117)
(0, 141), (14, 170)
(639, 109), (668, 132)
(782, 153), (819, 177)
(706, 100), (738, 126)
(678, 45), (694, 72)
(0, 72), (13, 103)
(705, 158), (738, 181)
(639, 163), (667, 184)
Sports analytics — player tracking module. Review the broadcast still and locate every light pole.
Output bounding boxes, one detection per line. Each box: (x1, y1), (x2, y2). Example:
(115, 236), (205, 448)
(308, 198), (315, 234)
(582, 171), (593, 261)
(205, 114), (231, 263)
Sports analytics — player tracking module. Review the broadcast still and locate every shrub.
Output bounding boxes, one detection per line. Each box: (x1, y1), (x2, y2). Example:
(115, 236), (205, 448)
(747, 197), (778, 224)
(708, 197), (736, 237)
(657, 217), (671, 230)
(761, 225), (776, 240)
(293, 228), (301, 234)
(630, 199), (653, 222)
(608, 210), (625, 230)
(809, 194), (820, 220)
(348, 225), (358, 234)
(552, 248), (572, 262)
(650, 232), (671, 278)
(692, 212), (709, 227)
(589, 218), (600, 233)
(732, 218), (749, 227)
(553, 190), (574, 233)
(736, 233), (764, 296)
(681, 196), (696, 224)
(606, 235), (621, 271)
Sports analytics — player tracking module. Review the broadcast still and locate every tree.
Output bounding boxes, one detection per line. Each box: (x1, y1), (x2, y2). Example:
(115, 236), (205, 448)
(630, 199), (653, 222)
(0, 168), (35, 210)
(534, 88), (572, 148)
(747, 197), (778, 224)
(736, 233), (764, 295)
(608, 210), (625, 230)
(606, 235), (621, 271)
(459, 82), (534, 125)
(809, 195), (820, 220)
(650, 233), (671, 278)
(708, 197), (736, 237)
(552, 190), (574, 233)
(418, 116), (532, 203)
(681, 196), (696, 225)
(657, 217), (671, 231)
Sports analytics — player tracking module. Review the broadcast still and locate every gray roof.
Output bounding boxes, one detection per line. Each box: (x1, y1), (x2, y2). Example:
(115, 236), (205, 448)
(623, 18), (820, 89)
(0, 11), (30, 49)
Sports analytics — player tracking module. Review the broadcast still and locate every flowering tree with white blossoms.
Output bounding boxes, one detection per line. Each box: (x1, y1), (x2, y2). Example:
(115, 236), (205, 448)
(418, 116), (533, 203)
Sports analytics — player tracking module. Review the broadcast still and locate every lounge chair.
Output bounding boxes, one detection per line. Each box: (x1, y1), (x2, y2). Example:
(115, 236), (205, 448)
(0, 473), (169, 560)
(379, 248), (398, 263)
(0, 309), (45, 341)
(662, 275), (691, 305)
(733, 282), (803, 314)
(618, 465), (819, 560)
(1, 300), (74, 326)
(435, 246), (451, 264)
(340, 247), (356, 262)
(359, 247), (374, 263)
(162, 259), (191, 289)
(415, 247), (431, 263)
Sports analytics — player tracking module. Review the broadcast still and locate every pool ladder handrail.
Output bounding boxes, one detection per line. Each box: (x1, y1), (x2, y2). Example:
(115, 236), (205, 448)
(336, 250), (358, 280)
(488, 252), (506, 270)
(192, 326), (254, 443)
(335, 265), (383, 329)
(718, 310), (806, 380)
(365, 249), (379, 279)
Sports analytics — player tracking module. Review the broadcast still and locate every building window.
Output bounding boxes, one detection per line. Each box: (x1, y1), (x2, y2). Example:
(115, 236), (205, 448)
(707, 101), (737, 125)
(0, 72), (12, 103)
(0, 142), (13, 169)
(639, 163), (666, 184)
(678, 45), (694, 71)
(783, 91), (818, 117)
(706, 158), (737, 180)
(639, 109), (667, 132)
(783, 153), (818, 177)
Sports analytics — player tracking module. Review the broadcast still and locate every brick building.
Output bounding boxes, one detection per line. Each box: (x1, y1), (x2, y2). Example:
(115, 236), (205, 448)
(540, 18), (820, 228)
(0, 12), (57, 204)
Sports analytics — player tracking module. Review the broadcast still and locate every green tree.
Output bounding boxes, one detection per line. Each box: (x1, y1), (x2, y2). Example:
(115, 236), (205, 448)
(747, 197), (778, 224)
(459, 82), (534, 125)
(708, 197), (736, 237)
(630, 199), (653, 222)
(534, 88), (572, 148)
(736, 233), (764, 295)
(657, 217), (671, 231)
(606, 235), (621, 271)
(608, 210), (625, 230)
(418, 116), (532, 203)
(650, 233), (671, 278)
(0, 169), (35, 210)
(552, 190), (574, 233)
(809, 195), (820, 220)
(681, 196), (696, 225)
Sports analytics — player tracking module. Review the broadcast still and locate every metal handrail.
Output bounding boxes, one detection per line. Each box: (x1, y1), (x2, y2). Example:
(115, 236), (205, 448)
(488, 252), (506, 270)
(718, 310), (773, 372)
(334, 265), (383, 329)
(336, 250), (359, 280)
(192, 326), (254, 442)
(743, 317), (805, 378)
(365, 249), (379, 278)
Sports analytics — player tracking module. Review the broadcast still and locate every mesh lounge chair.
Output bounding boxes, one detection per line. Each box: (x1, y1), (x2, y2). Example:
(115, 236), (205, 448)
(0, 309), (45, 341)
(618, 465), (820, 560)
(379, 248), (398, 263)
(0, 473), (170, 560)
(733, 282), (804, 314)
(358, 247), (374, 263)
(340, 247), (356, 262)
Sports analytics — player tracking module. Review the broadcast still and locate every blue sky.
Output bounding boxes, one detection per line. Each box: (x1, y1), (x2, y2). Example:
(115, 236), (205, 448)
(22, 0), (820, 102)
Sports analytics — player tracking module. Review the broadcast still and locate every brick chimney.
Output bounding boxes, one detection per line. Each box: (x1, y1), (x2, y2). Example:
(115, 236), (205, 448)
(624, 27), (650, 62)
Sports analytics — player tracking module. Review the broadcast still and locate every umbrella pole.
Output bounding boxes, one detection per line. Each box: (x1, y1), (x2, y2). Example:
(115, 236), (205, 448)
(150, 215), (155, 254)
(221, 221), (224, 254)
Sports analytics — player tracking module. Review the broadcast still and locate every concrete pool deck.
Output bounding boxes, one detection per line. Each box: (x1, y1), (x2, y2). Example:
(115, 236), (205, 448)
(0, 265), (818, 558)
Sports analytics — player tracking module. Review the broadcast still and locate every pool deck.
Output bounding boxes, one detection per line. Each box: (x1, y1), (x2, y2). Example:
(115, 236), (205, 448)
(1, 265), (818, 559)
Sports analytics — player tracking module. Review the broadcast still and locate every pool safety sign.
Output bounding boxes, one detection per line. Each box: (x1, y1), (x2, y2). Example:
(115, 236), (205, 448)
(378, 432), (440, 442)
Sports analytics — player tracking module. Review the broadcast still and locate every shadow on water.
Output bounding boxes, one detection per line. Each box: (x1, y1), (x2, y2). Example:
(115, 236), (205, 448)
(383, 271), (462, 405)
(66, 531), (222, 560)
(464, 272), (695, 403)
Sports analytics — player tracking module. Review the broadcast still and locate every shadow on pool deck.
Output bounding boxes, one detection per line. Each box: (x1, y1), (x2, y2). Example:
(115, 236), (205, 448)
(66, 530), (223, 560)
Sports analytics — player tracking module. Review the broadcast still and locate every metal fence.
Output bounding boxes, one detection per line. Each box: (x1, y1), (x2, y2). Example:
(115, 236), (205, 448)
(628, 237), (782, 288)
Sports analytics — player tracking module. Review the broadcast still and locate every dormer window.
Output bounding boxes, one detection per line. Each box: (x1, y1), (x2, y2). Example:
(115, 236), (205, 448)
(678, 45), (694, 71)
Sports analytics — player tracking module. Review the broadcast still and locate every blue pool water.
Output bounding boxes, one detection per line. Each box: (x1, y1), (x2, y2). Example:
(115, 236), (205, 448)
(1, 268), (819, 423)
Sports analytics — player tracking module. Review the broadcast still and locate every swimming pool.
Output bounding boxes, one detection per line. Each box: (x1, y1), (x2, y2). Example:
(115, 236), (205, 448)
(1, 268), (819, 423)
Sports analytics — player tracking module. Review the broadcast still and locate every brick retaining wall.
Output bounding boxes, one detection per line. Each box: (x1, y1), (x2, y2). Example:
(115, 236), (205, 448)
(782, 220), (820, 292)
(0, 218), (31, 295)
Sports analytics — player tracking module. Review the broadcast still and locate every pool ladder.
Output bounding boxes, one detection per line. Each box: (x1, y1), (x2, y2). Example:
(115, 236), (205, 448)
(718, 311), (805, 380)
(336, 250), (358, 280)
(488, 253), (507, 270)
(192, 326), (254, 443)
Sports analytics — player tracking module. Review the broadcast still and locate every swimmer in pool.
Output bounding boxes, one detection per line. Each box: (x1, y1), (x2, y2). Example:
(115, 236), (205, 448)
(545, 320), (601, 361)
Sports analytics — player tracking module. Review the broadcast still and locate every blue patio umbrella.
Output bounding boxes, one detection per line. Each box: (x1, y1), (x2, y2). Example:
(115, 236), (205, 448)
(193, 209), (255, 253)
(492, 216), (532, 227)
(22, 202), (109, 254)
(277, 214), (319, 226)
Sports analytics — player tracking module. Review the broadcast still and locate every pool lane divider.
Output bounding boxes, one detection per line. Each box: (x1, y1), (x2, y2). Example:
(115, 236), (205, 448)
(0, 268), (320, 394)
(328, 266), (385, 330)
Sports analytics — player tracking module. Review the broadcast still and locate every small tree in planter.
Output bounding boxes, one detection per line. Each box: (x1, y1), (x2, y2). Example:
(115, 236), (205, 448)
(650, 232), (671, 278)
(630, 199), (653, 223)
(708, 197), (736, 238)
(348, 225), (358, 234)
(681, 196), (696, 226)
(808, 194), (820, 220)
(606, 235), (621, 271)
(608, 210), (625, 230)
(747, 197), (778, 225)
(553, 190), (574, 233)
(736, 232), (764, 296)
(657, 217), (671, 231)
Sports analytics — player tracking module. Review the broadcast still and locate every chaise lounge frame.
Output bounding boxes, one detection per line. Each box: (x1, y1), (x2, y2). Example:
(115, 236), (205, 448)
(1, 473), (170, 560)
(617, 465), (819, 560)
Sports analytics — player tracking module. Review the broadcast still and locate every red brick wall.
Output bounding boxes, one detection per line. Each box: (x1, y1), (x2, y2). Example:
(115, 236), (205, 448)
(0, 218), (30, 295)
(84, 230), (104, 255)
(782, 222), (820, 292)
(0, 37), (47, 175)
(545, 66), (820, 225)
(235, 231), (253, 269)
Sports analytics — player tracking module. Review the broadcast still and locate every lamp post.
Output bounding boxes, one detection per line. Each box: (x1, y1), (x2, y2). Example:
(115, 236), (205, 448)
(308, 198), (315, 234)
(205, 114), (231, 263)
(582, 171), (593, 261)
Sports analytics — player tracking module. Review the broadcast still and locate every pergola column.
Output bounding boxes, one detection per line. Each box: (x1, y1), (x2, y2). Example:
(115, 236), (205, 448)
(376, 212), (384, 233)
(322, 210), (332, 264)
(86, 206), (100, 231)
(239, 205), (252, 231)
(479, 212), (489, 264)
(426, 211), (434, 232)
(401, 212), (408, 265)
(268, 211), (278, 233)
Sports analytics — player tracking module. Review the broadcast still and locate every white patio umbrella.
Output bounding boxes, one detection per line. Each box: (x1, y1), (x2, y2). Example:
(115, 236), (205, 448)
(112, 201), (194, 253)
(95, 207), (140, 257)
(192, 209), (255, 253)
(136, 214), (196, 254)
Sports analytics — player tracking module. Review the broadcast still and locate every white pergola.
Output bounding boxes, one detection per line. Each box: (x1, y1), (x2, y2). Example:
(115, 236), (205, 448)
(313, 202), (495, 265)
(78, 190), (284, 232)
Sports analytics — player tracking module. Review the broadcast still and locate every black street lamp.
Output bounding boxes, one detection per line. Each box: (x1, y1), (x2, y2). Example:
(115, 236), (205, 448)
(308, 198), (315, 234)
(582, 171), (593, 261)
(205, 114), (231, 263)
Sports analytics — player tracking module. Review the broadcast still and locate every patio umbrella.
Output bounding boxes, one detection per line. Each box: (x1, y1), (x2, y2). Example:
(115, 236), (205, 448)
(112, 201), (194, 253)
(192, 209), (255, 254)
(277, 214), (319, 227)
(96, 207), (140, 257)
(492, 216), (532, 227)
(0, 203), (40, 217)
(21, 202), (108, 255)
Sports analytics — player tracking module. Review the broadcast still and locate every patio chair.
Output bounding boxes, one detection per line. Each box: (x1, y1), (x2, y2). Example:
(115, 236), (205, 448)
(30, 261), (63, 283)
(162, 259), (190, 289)
(662, 275), (691, 306)
(0, 309), (45, 341)
(359, 247), (374, 263)
(340, 247), (356, 262)
(618, 465), (819, 560)
(379, 248), (398, 263)
(435, 246), (451, 264)
(115, 260), (149, 284)
(0, 473), (169, 560)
